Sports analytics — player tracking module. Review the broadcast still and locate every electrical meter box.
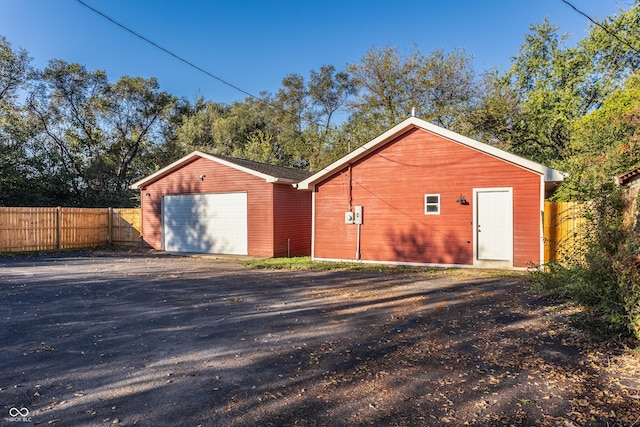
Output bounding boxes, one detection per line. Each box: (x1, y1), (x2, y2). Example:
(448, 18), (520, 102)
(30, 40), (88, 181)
(344, 211), (354, 224)
(354, 206), (363, 224)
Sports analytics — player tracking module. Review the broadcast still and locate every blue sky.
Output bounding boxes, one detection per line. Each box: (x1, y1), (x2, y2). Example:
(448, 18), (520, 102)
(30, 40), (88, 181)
(0, 0), (632, 104)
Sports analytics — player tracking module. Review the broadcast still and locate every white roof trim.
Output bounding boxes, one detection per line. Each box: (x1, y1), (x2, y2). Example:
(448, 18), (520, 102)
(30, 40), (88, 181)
(297, 117), (566, 190)
(130, 150), (278, 189)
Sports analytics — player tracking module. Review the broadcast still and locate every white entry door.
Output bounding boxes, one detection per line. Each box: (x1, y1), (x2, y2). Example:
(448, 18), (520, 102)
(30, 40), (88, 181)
(475, 189), (513, 262)
(162, 192), (248, 254)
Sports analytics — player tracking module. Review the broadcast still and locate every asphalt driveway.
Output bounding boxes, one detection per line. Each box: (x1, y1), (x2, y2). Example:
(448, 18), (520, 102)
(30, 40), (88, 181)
(0, 251), (636, 426)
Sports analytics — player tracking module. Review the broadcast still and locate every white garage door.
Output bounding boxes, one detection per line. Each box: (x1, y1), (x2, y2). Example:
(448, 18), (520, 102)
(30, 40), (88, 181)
(162, 193), (248, 254)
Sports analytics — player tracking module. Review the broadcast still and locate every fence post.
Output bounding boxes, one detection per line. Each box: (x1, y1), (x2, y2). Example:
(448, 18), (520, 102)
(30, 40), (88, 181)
(108, 207), (113, 245)
(56, 207), (62, 249)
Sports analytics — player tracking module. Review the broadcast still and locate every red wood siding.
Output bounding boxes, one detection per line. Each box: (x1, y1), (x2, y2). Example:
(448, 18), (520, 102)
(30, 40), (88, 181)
(313, 128), (542, 268)
(140, 157), (275, 257)
(273, 184), (312, 257)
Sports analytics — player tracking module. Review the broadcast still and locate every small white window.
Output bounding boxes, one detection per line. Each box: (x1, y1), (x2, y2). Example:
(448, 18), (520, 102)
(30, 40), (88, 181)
(424, 194), (440, 215)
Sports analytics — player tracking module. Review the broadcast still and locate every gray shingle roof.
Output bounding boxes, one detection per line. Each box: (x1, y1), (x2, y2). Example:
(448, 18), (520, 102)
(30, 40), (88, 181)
(131, 150), (313, 189)
(210, 153), (312, 182)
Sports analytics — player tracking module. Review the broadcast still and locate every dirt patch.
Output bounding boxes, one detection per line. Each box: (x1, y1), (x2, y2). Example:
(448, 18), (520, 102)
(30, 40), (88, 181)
(0, 251), (638, 426)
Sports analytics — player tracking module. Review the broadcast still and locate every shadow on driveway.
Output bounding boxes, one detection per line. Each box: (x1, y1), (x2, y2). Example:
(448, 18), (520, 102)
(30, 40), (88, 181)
(0, 252), (634, 426)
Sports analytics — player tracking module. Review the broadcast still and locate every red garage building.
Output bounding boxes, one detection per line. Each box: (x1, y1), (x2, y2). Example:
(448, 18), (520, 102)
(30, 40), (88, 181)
(131, 151), (312, 257)
(297, 117), (565, 269)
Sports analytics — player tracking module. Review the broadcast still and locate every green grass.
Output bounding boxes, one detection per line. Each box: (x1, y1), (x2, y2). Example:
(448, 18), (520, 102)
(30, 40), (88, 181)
(243, 256), (408, 272)
(243, 256), (523, 277)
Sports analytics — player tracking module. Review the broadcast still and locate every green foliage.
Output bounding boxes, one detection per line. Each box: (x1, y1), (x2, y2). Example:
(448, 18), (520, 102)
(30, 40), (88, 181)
(475, 7), (639, 166)
(308, 65), (355, 130)
(581, 4), (640, 89)
(346, 46), (479, 140)
(0, 36), (37, 205)
(468, 70), (520, 150)
(0, 35), (31, 105)
(165, 65), (356, 172)
(479, 6), (640, 341)
(555, 71), (640, 201)
(532, 190), (640, 340)
(22, 60), (177, 206)
(612, 224), (640, 339)
(497, 20), (597, 164)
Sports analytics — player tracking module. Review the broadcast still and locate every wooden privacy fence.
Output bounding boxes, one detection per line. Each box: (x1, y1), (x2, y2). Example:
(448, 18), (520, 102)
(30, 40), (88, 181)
(1, 203), (586, 260)
(0, 207), (141, 252)
(543, 201), (586, 264)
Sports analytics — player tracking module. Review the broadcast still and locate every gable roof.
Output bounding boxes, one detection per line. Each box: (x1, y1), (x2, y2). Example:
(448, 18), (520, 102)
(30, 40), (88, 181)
(130, 151), (312, 189)
(296, 117), (566, 191)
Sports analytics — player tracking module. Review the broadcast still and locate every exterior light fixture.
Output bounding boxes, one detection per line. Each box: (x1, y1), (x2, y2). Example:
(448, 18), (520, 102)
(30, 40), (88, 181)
(197, 174), (205, 181)
(456, 195), (468, 205)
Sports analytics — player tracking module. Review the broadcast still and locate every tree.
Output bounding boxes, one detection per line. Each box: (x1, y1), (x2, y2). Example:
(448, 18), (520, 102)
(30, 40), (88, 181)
(0, 36), (31, 104)
(99, 75), (175, 198)
(477, 7), (640, 165)
(0, 36), (35, 205)
(556, 71), (640, 201)
(28, 60), (175, 206)
(500, 20), (594, 164)
(581, 3), (640, 94)
(347, 46), (421, 139)
(149, 96), (198, 169)
(416, 48), (478, 133)
(171, 97), (276, 161)
(28, 60), (108, 203)
(308, 65), (356, 132)
(346, 46), (480, 144)
(468, 70), (521, 150)
(268, 73), (310, 168)
(525, 5), (640, 340)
